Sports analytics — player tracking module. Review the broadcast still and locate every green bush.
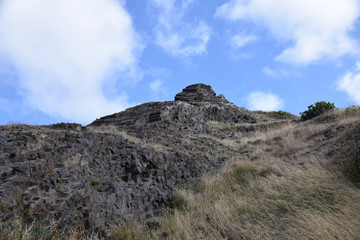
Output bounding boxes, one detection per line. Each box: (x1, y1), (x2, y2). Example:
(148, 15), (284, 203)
(344, 105), (360, 114)
(300, 101), (336, 121)
(272, 111), (291, 116)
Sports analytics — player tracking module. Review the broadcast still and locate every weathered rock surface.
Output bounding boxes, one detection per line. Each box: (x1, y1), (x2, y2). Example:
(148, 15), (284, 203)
(175, 83), (217, 102)
(91, 84), (255, 128)
(0, 84), (261, 237)
(0, 124), (231, 235)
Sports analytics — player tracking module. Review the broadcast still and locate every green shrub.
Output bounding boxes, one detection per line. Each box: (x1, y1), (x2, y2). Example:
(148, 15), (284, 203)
(344, 105), (360, 114)
(300, 101), (336, 121)
(272, 111), (292, 116)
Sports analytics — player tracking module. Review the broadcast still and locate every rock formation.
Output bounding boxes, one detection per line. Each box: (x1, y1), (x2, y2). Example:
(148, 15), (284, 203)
(0, 84), (258, 237)
(174, 83), (217, 102)
(91, 83), (255, 128)
(2, 84), (358, 239)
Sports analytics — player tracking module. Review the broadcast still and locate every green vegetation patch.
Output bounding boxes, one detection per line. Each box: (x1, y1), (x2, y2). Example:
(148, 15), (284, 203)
(187, 179), (206, 193)
(300, 101), (336, 121)
(89, 179), (100, 185)
(272, 111), (292, 117)
(344, 105), (360, 114)
(173, 191), (188, 211)
(336, 150), (360, 187)
(208, 165), (281, 194)
(228, 165), (279, 185)
(229, 165), (259, 184)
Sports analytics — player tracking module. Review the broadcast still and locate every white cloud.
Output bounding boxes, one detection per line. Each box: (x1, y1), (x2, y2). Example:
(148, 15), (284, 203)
(338, 62), (360, 104)
(216, 0), (360, 65)
(262, 66), (279, 78)
(149, 79), (168, 100)
(150, 0), (211, 58)
(245, 91), (284, 111)
(149, 79), (163, 92)
(262, 66), (299, 79)
(0, 0), (143, 124)
(230, 33), (257, 50)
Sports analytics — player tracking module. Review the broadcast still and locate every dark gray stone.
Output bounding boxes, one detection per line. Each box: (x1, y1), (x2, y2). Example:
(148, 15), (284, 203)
(174, 83), (216, 102)
(0, 84), (260, 238)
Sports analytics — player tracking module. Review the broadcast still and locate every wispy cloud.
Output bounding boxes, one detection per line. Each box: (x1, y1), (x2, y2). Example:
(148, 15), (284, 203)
(149, 79), (164, 92)
(338, 62), (360, 104)
(0, 0), (143, 124)
(150, 0), (211, 58)
(230, 32), (257, 50)
(216, 0), (360, 65)
(149, 79), (169, 101)
(262, 66), (300, 79)
(245, 91), (284, 111)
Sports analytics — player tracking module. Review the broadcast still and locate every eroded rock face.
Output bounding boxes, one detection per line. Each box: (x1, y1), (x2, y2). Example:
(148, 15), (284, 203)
(0, 124), (230, 236)
(0, 84), (257, 237)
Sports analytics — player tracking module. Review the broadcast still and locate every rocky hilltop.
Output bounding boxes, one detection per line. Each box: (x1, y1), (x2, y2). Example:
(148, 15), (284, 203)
(91, 83), (255, 128)
(0, 84), (259, 237)
(1, 84), (360, 239)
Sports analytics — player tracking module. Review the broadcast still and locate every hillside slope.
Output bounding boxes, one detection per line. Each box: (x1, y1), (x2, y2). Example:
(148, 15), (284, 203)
(1, 84), (360, 239)
(142, 111), (360, 240)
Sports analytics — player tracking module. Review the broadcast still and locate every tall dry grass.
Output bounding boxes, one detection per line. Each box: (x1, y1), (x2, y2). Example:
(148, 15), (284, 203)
(125, 112), (360, 240)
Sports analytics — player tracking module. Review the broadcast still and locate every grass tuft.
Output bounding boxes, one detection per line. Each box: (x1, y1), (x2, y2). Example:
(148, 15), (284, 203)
(173, 191), (188, 211)
(109, 219), (142, 240)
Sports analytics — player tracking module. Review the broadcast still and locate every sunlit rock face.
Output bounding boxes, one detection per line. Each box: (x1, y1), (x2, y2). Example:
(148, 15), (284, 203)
(0, 84), (260, 237)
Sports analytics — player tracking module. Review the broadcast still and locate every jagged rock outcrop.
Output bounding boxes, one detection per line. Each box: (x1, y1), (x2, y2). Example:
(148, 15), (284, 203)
(0, 123), (232, 236)
(0, 84), (258, 237)
(91, 84), (255, 129)
(175, 83), (216, 102)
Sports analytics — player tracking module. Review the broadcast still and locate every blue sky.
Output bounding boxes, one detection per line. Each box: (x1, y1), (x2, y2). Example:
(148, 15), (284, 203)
(1, 0), (360, 125)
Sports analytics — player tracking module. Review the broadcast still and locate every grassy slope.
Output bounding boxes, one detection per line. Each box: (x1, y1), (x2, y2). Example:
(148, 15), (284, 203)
(113, 112), (360, 240)
(6, 111), (360, 239)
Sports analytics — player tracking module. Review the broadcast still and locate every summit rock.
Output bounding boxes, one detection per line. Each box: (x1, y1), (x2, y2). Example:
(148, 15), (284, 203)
(90, 83), (252, 128)
(175, 83), (217, 102)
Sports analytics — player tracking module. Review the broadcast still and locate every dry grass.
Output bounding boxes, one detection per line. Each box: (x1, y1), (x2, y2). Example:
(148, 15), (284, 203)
(123, 112), (360, 240)
(2, 216), (103, 240)
(88, 125), (170, 154)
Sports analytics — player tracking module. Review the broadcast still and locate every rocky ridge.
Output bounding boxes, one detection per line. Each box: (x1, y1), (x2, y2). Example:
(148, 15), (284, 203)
(0, 84), (264, 237)
(1, 84), (360, 239)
